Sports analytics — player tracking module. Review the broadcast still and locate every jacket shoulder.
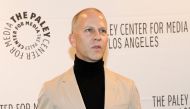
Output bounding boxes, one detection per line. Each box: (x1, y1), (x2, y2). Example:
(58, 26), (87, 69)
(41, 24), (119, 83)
(42, 68), (72, 90)
(105, 68), (135, 89)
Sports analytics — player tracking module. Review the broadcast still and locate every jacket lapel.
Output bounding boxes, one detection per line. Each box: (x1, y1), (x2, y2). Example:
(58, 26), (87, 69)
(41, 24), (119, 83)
(60, 68), (117, 109)
(61, 68), (86, 109)
(104, 68), (117, 109)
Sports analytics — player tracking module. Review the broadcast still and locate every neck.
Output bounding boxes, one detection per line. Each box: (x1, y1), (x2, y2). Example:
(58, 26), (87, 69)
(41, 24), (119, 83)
(74, 55), (104, 77)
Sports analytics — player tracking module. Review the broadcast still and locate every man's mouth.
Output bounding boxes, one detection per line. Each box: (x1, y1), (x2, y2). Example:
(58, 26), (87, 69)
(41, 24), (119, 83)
(92, 45), (101, 49)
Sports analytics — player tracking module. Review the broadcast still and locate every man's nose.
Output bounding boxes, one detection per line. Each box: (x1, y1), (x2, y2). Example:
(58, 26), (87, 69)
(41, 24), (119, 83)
(94, 30), (101, 41)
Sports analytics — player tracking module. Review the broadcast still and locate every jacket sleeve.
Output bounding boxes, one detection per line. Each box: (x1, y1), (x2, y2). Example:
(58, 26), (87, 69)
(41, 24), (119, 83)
(37, 83), (55, 109)
(129, 81), (141, 109)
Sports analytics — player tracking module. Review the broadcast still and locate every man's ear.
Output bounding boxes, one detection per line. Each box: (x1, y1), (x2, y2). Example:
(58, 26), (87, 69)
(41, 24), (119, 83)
(69, 33), (76, 48)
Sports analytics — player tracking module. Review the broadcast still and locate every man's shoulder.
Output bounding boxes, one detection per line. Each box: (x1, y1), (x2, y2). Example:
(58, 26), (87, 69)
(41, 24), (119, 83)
(105, 68), (135, 86)
(38, 68), (73, 100)
(42, 68), (73, 89)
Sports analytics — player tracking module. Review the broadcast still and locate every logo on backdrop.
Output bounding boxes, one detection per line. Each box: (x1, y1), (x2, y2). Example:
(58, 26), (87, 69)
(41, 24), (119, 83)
(152, 93), (190, 109)
(2, 11), (51, 60)
(108, 20), (189, 49)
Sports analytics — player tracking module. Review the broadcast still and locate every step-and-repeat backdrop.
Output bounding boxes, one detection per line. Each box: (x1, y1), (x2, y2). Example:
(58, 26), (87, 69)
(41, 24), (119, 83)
(0, 0), (190, 109)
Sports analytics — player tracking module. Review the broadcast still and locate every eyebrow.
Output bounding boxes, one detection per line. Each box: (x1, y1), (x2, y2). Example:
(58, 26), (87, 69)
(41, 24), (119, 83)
(83, 26), (107, 29)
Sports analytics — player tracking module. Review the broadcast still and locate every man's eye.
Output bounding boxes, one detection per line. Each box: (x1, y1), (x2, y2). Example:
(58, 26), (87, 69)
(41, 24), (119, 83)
(100, 29), (107, 34)
(85, 28), (93, 32)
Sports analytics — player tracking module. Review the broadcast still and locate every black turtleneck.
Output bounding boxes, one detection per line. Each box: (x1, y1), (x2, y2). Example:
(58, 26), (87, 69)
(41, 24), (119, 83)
(74, 56), (105, 109)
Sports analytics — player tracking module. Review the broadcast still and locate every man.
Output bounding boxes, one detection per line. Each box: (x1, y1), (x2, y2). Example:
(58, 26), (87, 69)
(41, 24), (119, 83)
(37, 8), (141, 109)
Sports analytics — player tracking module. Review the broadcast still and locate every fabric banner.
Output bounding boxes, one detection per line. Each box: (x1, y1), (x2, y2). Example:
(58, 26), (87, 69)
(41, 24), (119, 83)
(0, 0), (190, 109)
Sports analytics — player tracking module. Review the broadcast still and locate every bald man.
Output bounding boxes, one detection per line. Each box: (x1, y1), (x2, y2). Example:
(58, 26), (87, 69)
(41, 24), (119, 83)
(37, 8), (141, 109)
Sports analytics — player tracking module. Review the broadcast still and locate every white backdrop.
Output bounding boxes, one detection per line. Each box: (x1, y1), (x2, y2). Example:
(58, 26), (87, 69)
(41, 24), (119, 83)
(0, 0), (190, 109)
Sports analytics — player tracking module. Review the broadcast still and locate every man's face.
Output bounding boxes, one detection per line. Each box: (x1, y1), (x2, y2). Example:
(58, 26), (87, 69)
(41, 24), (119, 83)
(70, 10), (108, 62)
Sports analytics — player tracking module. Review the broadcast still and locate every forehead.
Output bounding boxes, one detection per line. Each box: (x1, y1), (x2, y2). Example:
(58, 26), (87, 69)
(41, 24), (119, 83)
(75, 10), (107, 26)
(79, 10), (103, 19)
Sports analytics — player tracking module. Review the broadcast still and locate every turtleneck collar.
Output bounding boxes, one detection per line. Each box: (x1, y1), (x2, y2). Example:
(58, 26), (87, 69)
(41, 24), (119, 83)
(74, 55), (104, 78)
(73, 55), (105, 109)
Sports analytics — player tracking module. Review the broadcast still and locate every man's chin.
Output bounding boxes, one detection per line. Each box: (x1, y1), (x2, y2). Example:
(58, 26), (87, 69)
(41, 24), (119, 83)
(90, 55), (103, 62)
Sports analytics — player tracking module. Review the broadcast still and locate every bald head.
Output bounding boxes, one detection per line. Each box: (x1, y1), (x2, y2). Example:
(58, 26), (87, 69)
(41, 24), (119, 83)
(71, 8), (107, 33)
(69, 8), (108, 62)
